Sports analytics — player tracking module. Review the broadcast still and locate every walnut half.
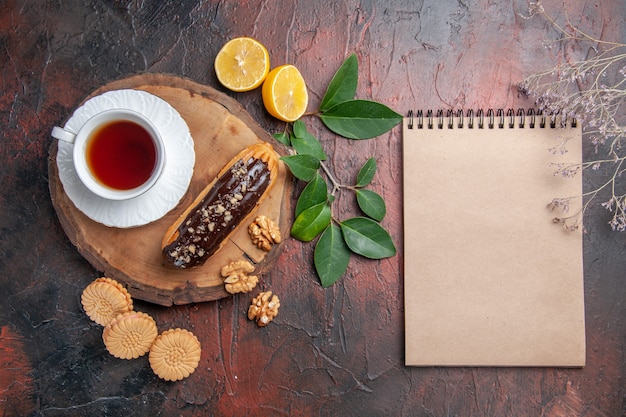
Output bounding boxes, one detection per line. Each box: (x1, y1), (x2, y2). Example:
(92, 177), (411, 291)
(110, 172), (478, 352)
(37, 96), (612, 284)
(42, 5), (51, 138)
(248, 291), (280, 327)
(220, 260), (258, 294)
(248, 215), (281, 251)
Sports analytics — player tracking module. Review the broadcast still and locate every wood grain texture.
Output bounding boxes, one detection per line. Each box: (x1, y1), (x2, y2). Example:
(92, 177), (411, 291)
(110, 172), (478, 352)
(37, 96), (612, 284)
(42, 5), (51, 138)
(1, 0), (624, 416)
(48, 74), (292, 306)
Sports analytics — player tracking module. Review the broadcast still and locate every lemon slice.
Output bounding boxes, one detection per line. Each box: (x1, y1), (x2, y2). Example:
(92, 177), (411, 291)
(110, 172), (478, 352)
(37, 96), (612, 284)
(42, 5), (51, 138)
(262, 64), (308, 122)
(214, 37), (270, 92)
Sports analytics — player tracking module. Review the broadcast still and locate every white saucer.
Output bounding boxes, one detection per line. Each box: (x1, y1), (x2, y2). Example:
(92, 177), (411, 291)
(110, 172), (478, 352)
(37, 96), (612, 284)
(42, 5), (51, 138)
(56, 89), (195, 228)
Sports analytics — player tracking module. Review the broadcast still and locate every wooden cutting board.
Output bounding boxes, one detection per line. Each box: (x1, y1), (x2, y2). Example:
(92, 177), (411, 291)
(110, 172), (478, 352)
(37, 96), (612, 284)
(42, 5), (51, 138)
(48, 74), (292, 306)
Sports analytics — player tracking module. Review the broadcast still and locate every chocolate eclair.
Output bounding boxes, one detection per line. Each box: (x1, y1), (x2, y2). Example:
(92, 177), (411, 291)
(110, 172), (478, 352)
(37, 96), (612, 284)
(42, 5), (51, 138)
(162, 142), (279, 268)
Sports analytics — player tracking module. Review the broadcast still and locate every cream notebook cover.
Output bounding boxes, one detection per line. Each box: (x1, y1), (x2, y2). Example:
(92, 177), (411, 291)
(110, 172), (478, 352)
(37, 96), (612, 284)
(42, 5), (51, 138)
(403, 110), (585, 367)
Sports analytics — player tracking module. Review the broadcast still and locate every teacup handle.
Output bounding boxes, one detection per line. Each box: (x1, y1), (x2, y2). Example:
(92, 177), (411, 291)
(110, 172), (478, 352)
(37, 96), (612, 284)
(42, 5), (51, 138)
(51, 126), (77, 144)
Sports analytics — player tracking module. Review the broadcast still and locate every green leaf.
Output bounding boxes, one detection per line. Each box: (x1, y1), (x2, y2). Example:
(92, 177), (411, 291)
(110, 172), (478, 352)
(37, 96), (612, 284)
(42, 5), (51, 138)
(280, 154), (321, 181)
(320, 53), (359, 113)
(291, 202), (332, 242)
(295, 172), (328, 218)
(293, 119), (307, 139)
(356, 157), (376, 187)
(314, 224), (351, 287)
(319, 100), (403, 139)
(355, 189), (386, 221)
(290, 121), (327, 160)
(273, 132), (290, 146)
(340, 217), (396, 259)
(291, 131), (327, 161)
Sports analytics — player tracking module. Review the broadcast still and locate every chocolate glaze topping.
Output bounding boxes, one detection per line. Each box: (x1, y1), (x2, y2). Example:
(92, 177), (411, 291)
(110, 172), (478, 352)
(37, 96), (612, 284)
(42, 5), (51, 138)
(163, 156), (271, 268)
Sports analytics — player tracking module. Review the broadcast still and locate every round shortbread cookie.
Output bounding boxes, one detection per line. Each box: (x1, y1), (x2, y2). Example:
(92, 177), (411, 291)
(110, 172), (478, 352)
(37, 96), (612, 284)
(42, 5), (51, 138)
(81, 277), (133, 326)
(103, 311), (158, 360)
(149, 328), (201, 381)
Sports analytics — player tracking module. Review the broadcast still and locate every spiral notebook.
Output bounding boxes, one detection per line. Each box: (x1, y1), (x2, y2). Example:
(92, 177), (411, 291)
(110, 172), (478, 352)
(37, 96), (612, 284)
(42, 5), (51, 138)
(403, 109), (585, 367)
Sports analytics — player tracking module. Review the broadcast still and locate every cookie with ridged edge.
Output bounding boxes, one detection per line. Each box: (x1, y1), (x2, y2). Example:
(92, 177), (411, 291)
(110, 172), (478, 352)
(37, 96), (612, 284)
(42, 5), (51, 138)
(81, 277), (133, 326)
(149, 328), (201, 381)
(102, 311), (158, 360)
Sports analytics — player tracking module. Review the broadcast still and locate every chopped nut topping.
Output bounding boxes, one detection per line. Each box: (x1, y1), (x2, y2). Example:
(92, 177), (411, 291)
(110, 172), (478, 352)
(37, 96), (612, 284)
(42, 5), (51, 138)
(248, 291), (280, 327)
(220, 260), (258, 294)
(162, 145), (276, 269)
(248, 215), (282, 251)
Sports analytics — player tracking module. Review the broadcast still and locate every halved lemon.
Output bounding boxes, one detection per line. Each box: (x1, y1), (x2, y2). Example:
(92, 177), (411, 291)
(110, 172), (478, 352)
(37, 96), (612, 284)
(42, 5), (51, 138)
(214, 37), (270, 92)
(262, 64), (308, 122)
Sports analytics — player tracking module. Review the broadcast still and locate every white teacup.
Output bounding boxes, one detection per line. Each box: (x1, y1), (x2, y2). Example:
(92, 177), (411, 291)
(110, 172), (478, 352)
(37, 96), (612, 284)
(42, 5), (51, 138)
(52, 109), (165, 200)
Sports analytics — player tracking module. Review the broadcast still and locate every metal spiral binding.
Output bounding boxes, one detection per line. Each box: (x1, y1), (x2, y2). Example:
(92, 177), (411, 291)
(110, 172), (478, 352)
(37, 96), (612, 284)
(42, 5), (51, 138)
(407, 108), (577, 129)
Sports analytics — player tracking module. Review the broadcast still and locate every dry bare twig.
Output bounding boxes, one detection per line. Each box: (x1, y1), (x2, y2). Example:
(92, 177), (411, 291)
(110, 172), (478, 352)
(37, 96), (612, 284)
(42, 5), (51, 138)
(518, 1), (626, 230)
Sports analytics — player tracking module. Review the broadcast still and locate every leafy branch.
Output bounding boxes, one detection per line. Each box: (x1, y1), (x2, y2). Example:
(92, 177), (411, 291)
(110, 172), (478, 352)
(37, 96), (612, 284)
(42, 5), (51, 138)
(274, 54), (402, 287)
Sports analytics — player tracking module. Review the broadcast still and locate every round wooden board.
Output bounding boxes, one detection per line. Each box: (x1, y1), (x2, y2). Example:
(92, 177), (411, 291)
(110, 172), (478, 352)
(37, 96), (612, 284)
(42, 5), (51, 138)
(48, 74), (292, 306)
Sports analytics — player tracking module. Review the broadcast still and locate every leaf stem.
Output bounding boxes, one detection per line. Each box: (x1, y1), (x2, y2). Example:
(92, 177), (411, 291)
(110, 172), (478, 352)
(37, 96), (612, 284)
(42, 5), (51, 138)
(320, 161), (342, 195)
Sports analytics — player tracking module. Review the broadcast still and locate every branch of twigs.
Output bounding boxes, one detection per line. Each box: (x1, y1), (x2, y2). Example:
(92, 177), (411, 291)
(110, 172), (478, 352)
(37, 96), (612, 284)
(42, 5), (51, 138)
(518, 1), (626, 231)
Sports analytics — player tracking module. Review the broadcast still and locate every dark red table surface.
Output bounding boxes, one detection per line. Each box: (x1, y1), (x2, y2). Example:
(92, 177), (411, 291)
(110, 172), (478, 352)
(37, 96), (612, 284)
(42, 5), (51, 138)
(1, 1), (625, 416)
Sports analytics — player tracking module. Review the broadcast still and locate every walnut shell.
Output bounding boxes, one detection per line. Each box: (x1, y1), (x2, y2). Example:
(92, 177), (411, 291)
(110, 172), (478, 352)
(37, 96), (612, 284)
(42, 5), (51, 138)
(248, 215), (282, 251)
(248, 291), (280, 327)
(220, 260), (258, 294)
